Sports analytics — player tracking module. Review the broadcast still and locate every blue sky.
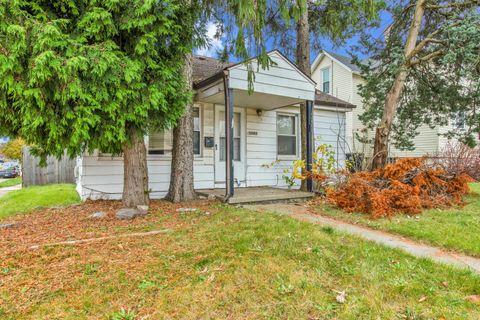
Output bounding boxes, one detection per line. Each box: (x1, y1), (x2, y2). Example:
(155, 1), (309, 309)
(196, 10), (393, 62)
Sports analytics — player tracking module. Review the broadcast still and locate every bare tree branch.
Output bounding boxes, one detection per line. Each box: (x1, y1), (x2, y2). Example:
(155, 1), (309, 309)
(408, 49), (445, 67)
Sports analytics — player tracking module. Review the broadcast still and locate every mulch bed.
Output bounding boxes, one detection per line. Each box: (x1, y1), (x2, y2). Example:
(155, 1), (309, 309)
(0, 200), (219, 314)
(0, 199), (216, 256)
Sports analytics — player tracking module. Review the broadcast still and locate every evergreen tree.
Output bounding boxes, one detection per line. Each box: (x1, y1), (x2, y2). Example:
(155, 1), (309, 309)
(0, 0), (194, 207)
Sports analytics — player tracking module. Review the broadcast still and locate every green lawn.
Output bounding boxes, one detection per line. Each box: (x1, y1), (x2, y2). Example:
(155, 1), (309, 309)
(0, 177), (22, 188)
(0, 184), (80, 219)
(316, 183), (480, 257)
(1, 204), (480, 319)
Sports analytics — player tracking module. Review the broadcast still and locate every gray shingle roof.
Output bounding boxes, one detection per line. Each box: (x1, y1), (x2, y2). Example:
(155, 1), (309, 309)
(192, 55), (231, 85)
(325, 51), (361, 73)
(315, 90), (355, 109)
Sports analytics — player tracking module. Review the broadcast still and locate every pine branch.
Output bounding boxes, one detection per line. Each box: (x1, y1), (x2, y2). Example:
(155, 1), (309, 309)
(425, 0), (480, 10)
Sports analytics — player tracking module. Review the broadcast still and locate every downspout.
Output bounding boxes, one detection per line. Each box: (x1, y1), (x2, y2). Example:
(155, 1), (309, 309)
(306, 100), (314, 192)
(223, 70), (235, 201)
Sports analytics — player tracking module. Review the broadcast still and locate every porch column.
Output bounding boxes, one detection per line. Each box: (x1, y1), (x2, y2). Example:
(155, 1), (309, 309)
(223, 71), (234, 199)
(306, 100), (314, 192)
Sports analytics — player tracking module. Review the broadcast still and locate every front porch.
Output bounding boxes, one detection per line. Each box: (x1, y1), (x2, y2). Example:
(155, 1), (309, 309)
(194, 50), (316, 201)
(197, 186), (313, 204)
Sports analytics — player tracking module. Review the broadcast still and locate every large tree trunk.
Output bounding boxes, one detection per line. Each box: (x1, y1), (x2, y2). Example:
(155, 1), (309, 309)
(122, 127), (149, 207)
(296, 0), (311, 191)
(166, 53), (196, 203)
(371, 0), (426, 170)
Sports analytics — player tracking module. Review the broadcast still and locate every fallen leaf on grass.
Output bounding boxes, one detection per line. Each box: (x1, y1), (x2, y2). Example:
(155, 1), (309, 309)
(440, 281), (448, 288)
(334, 290), (346, 304)
(465, 295), (480, 303)
(418, 296), (427, 302)
(207, 273), (215, 283)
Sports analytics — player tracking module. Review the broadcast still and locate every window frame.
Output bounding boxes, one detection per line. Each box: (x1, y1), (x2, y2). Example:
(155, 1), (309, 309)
(452, 111), (466, 130)
(276, 112), (300, 160)
(321, 67), (331, 94)
(147, 129), (173, 157)
(193, 106), (202, 157)
(146, 105), (203, 158)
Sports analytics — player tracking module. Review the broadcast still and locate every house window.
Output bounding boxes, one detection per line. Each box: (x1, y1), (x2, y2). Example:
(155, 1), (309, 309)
(148, 130), (173, 155)
(277, 114), (298, 157)
(321, 67), (330, 94)
(193, 107), (201, 155)
(148, 106), (201, 156)
(453, 111), (466, 129)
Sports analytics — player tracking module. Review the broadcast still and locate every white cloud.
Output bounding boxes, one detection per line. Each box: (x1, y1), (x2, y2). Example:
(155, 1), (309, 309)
(196, 22), (224, 57)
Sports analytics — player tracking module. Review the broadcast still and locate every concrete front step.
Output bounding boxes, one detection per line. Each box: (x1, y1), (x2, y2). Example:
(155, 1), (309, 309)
(196, 187), (314, 204)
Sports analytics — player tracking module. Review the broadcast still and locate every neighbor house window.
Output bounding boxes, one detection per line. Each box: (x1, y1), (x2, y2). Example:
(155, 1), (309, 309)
(193, 106), (201, 155)
(148, 130), (173, 155)
(277, 114), (298, 157)
(321, 67), (330, 93)
(453, 111), (466, 129)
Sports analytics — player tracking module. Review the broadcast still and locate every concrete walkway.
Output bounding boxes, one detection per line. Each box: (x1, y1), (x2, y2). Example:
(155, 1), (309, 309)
(0, 184), (21, 198)
(246, 203), (480, 274)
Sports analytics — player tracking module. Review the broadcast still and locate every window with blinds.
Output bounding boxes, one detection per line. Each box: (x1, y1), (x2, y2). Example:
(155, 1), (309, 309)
(148, 130), (173, 155)
(148, 106), (201, 156)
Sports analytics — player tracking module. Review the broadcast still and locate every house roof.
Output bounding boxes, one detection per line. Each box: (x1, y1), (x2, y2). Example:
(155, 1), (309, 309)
(315, 90), (355, 109)
(193, 52), (354, 108)
(311, 50), (363, 75)
(193, 50), (317, 89)
(325, 51), (361, 73)
(192, 55), (232, 85)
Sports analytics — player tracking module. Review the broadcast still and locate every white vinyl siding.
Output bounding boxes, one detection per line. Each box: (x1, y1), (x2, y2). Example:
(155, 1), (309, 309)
(314, 109), (347, 167)
(78, 103), (215, 200)
(228, 51), (315, 102)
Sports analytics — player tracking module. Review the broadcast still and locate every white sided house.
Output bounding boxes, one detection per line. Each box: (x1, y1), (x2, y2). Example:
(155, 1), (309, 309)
(76, 50), (355, 202)
(311, 50), (470, 160)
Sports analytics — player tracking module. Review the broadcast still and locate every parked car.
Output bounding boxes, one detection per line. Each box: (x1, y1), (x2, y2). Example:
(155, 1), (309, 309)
(0, 162), (20, 178)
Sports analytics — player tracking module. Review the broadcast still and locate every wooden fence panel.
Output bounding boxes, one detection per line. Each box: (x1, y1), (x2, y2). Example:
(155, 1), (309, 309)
(22, 147), (76, 187)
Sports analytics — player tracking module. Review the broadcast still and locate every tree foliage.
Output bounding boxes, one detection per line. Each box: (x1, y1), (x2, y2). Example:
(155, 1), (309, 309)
(356, 0), (480, 150)
(0, 137), (25, 160)
(328, 158), (473, 218)
(0, 0), (196, 160)
(258, 0), (386, 59)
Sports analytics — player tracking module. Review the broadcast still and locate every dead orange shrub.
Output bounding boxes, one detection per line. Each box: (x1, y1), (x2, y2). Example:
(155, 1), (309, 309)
(327, 158), (474, 218)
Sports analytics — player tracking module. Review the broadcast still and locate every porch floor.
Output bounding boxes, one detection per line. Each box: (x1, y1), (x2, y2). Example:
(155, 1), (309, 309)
(196, 186), (314, 204)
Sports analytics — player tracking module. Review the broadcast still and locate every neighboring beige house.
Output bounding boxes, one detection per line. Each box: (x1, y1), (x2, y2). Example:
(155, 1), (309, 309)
(310, 50), (467, 159)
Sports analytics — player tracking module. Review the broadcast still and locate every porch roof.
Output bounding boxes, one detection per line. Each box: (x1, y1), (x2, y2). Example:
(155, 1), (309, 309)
(193, 50), (316, 110)
(315, 90), (356, 109)
(193, 51), (355, 110)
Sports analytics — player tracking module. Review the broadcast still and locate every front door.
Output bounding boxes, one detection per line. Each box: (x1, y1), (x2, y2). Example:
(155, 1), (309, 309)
(214, 105), (245, 187)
